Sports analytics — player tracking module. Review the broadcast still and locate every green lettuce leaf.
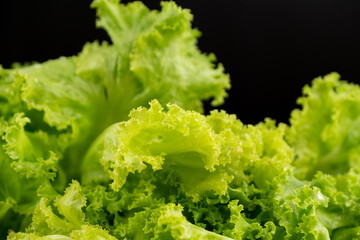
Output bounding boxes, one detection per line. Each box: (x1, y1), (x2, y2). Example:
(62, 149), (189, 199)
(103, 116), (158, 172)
(287, 72), (360, 179)
(7, 181), (117, 240)
(92, 0), (230, 110)
(274, 175), (330, 239)
(83, 100), (238, 200)
(123, 203), (232, 240)
(311, 170), (360, 236)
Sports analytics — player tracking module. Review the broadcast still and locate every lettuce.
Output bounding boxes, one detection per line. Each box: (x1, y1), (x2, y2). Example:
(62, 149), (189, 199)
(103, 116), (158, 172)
(8, 75), (360, 239)
(3, 0), (360, 239)
(7, 181), (117, 240)
(0, 0), (229, 236)
(80, 99), (294, 239)
(287, 72), (360, 180)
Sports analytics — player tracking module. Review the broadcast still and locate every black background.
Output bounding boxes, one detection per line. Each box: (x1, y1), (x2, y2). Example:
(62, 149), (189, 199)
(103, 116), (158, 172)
(1, 0), (360, 124)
